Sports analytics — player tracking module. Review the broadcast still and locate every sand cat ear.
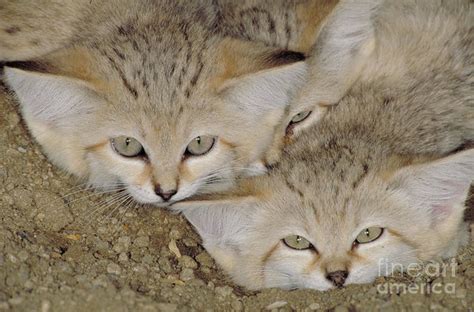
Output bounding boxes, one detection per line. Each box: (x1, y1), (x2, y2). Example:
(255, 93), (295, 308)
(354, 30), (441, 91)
(390, 149), (474, 225)
(177, 196), (258, 272)
(3, 65), (102, 129)
(298, 0), (380, 107)
(179, 196), (256, 241)
(220, 60), (307, 115)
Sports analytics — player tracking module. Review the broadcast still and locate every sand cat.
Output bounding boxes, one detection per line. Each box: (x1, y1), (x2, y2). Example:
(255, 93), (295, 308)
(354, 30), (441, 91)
(180, 0), (474, 290)
(2, 0), (337, 207)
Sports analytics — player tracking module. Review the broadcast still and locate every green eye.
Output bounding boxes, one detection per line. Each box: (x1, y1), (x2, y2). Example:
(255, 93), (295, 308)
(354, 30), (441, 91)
(355, 227), (383, 244)
(111, 136), (145, 157)
(282, 235), (312, 250)
(290, 111), (312, 124)
(185, 135), (216, 156)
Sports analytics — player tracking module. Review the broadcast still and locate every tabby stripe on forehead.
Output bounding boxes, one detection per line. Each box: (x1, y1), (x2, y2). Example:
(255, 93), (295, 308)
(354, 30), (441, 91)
(101, 50), (138, 99)
(185, 53), (205, 98)
(284, 10), (292, 49)
(352, 163), (369, 189)
(284, 177), (304, 199)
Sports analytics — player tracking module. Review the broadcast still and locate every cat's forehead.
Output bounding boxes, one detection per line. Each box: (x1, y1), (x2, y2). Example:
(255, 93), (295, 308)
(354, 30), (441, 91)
(87, 18), (222, 111)
(264, 142), (388, 229)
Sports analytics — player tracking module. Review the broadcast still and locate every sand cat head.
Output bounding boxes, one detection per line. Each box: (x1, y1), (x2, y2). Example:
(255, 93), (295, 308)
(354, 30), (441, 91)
(265, 0), (379, 165)
(3, 23), (306, 207)
(180, 148), (473, 290)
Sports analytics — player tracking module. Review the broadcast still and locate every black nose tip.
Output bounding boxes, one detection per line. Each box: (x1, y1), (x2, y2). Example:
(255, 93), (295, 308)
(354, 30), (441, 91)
(326, 270), (349, 288)
(154, 186), (177, 201)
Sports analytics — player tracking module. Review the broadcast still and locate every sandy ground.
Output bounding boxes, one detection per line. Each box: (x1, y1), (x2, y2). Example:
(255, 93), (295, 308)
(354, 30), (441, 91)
(0, 80), (473, 311)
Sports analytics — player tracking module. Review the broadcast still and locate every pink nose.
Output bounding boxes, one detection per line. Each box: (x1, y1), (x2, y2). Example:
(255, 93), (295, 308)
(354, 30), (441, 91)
(154, 186), (177, 201)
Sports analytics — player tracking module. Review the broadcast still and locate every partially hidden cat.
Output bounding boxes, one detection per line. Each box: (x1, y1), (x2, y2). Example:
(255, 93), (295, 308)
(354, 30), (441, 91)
(179, 0), (474, 290)
(1, 0), (337, 207)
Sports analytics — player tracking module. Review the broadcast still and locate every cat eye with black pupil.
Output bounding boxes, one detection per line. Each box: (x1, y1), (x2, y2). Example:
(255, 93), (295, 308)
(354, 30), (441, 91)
(111, 136), (145, 158)
(354, 227), (384, 244)
(289, 110), (312, 125)
(286, 111), (312, 135)
(185, 135), (216, 157)
(282, 235), (313, 250)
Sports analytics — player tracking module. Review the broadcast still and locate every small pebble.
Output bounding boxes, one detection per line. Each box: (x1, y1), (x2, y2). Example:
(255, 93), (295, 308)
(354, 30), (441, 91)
(196, 252), (213, 267)
(180, 268), (194, 281)
(155, 303), (177, 312)
(231, 300), (243, 311)
(41, 300), (51, 312)
(169, 228), (182, 240)
(455, 288), (467, 299)
(168, 239), (181, 258)
(134, 236), (149, 248)
(107, 263), (121, 275)
(265, 301), (287, 310)
(118, 252), (129, 263)
(17, 250), (29, 262)
(334, 305), (349, 312)
(180, 256), (198, 269)
(215, 286), (233, 297)
(308, 303), (321, 310)
(8, 297), (23, 306)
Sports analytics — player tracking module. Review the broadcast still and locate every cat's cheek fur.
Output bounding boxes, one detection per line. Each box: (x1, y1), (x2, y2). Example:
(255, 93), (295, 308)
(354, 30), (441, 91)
(264, 250), (332, 290)
(85, 146), (148, 191)
(347, 239), (419, 285)
(176, 140), (237, 199)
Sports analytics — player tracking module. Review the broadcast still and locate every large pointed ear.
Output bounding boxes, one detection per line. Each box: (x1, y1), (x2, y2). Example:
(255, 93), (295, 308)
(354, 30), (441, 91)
(213, 39), (308, 172)
(3, 64), (103, 130)
(219, 61), (307, 115)
(215, 38), (307, 117)
(179, 196), (257, 241)
(176, 195), (259, 273)
(297, 0), (381, 108)
(2, 61), (105, 177)
(264, 0), (382, 167)
(390, 149), (474, 226)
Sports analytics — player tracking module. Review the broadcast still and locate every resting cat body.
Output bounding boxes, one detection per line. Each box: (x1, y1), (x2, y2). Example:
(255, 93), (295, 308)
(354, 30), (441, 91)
(2, 0), (337, 207)
(181, 0), (474, 290)
(266, 0), (474, 164)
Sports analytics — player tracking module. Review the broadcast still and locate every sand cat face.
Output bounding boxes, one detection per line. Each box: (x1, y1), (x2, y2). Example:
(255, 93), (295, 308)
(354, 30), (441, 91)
(182, 148), (473, 290)
(3, 12), (306, 207)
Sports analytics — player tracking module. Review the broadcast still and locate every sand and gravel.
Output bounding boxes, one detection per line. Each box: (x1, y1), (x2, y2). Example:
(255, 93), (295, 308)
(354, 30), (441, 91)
(0, 81), (473, 311)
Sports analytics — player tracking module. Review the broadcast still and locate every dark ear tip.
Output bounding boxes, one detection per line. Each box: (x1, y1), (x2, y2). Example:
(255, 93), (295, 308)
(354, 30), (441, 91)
(264, 50), (306, 67)
(2, 60), (50, 73)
